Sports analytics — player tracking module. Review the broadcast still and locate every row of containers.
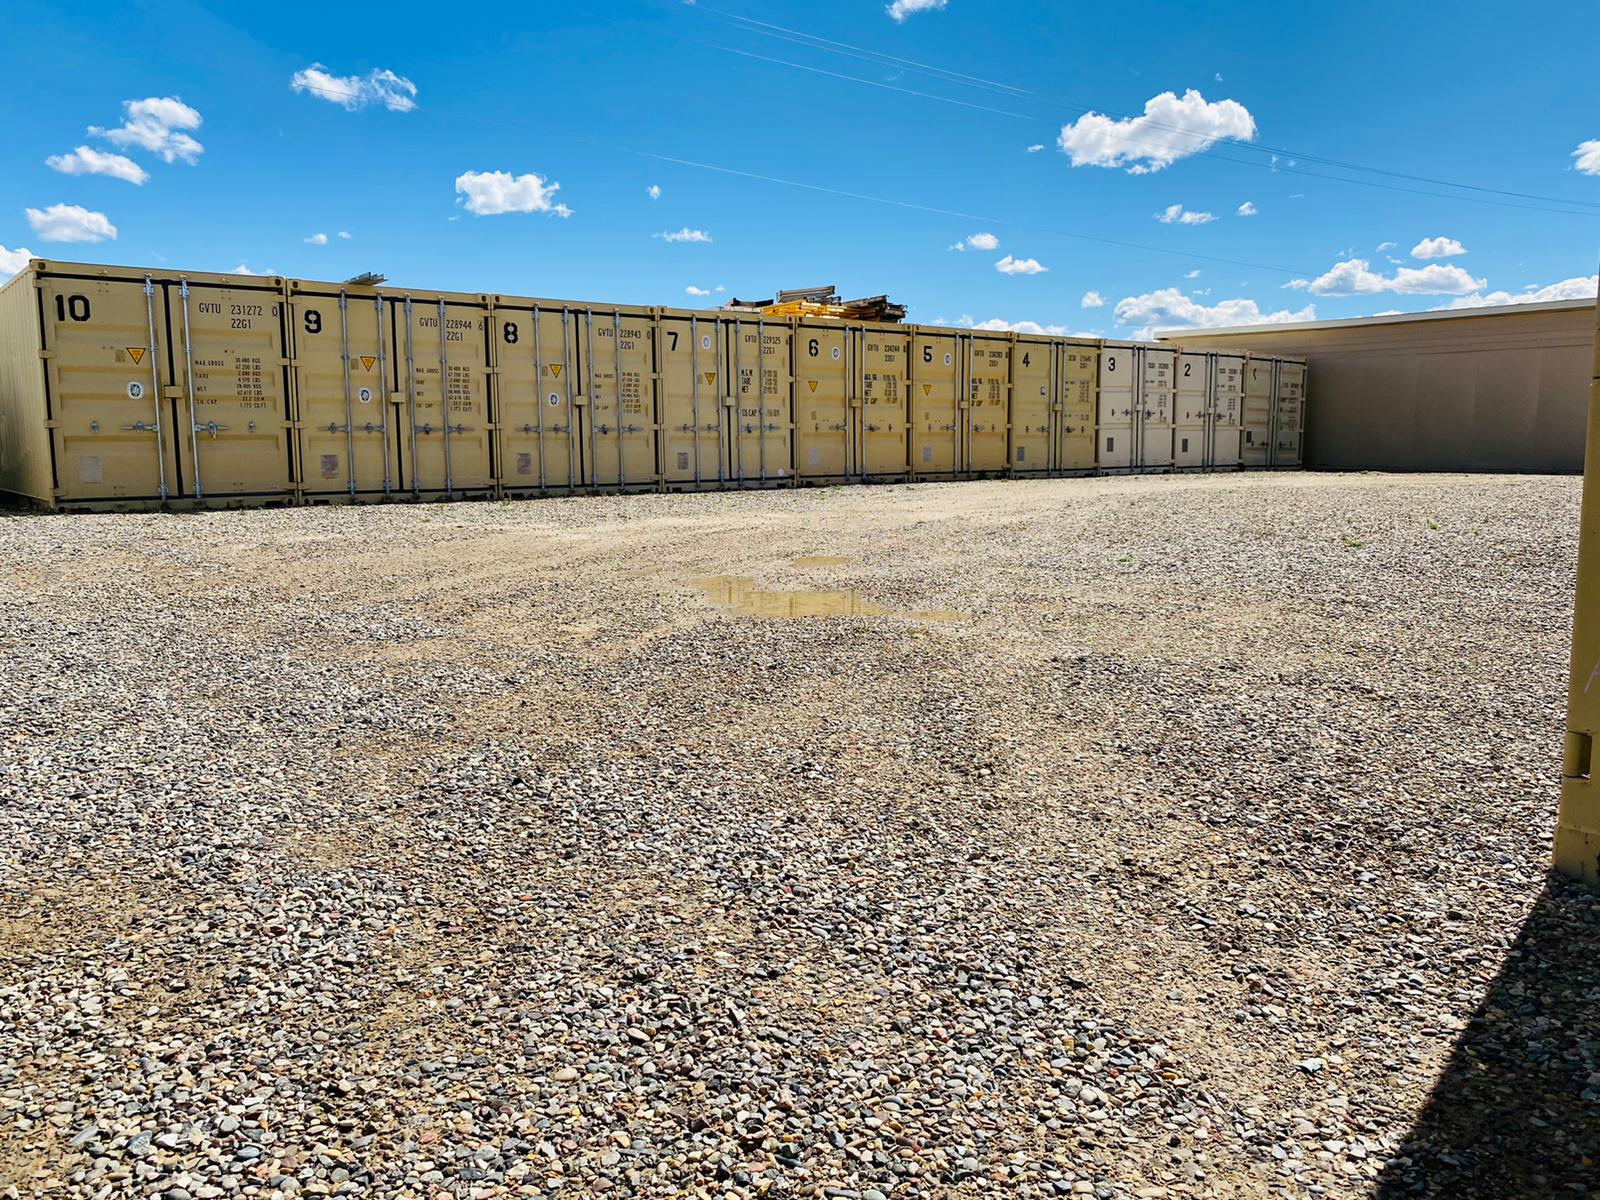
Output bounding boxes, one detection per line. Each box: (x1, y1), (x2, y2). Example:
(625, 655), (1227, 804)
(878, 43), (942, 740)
(0, 260), (1306, 509)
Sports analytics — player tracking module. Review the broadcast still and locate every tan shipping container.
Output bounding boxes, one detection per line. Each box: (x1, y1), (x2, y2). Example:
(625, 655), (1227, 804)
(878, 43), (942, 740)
(286, 279), (395, 499)
(0, 260), (293, 509)
(1010, 336), (1054, 473)
(967, 333), (1011, 474)
(385, 289), (494, 497)
(1137, 346), (1176, 470)
(658, 309), (730, 487)
(490, 296), (582, 494)
(727, 315), (793, 484)
(856, 324), (910, 478)
(1555, 296), (1600, 883)
(1098, 341), (1136, 471)
(792, 321), (852, 480)
(909, 328), (961, 477)
(1059, 341), (1099, 472)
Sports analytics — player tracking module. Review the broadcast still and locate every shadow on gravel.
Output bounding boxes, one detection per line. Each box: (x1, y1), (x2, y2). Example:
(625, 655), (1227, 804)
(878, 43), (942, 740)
(1375, 872), (1600, 1198)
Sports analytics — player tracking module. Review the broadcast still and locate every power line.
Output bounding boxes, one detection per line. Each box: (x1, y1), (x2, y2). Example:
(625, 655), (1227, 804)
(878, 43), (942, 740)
(688, 4), (1600, 215)
(578, 138), (1321, 276)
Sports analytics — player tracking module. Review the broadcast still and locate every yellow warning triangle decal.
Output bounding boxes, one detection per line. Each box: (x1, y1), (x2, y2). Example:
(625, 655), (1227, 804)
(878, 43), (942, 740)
(922, 383), (932, 396)
(127, 347), (146, 365)
(704, 372), (716, 385)
(550, 364), (562, 378)
(359, 355), (376, 371)
(808, 380), (818, 393)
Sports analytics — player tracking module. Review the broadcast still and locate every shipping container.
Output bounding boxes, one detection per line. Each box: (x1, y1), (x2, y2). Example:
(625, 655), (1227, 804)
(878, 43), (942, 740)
(1270, 358), (1307, 467)
(910, 328), (961, 477)
(1555, 296), (1600, 884)
(1097, 341), (1136, 471)
(1058, 342), (1099, 472)
(967, 333), (1011, 475)
(491, 296), (583, 494)
(286, 278), (395, 500)
(658, 309), (730, 488)
(727, 316), (793, 484)
(856, 325), (910, 479)
(1212, 353), (1245, 469)
(1173, 351), (1209, 470)
(1241, 356), (1275, 467)
(1010, 335), (1054, 473)
(0, 260), (294, 508)
(0, 259), (1310, 510)
(1137, 346), (1176, 470)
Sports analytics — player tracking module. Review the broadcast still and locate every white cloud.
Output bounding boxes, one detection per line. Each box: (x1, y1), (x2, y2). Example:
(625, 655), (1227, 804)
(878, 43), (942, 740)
(1236, 201), (1257, 216)
(886, 0), (946, 22)
(1184, 269), (1202, 279)
(291, 64), (417, 112)
(657, 227), (712, 243)
(1058, 89), (1255, 174)
(949, 231), (999, 251)
(715, 285), (726, 292)
(1376, 240), (1396, 251)
(685, 285), (711, 297)
(1114, 288), (1316, 340)
(455, 170), (570, 217)
(45, 146), (148, 185)
(89, 97), (203, 164)
(995, 255), (1047, 275)
(25, 204), (117, 243)
(1285, 257), (1485, 296)
(1410, 235), (1466, 259)
(1573, 140), (1600, 175)
(337, 230), (351, 239)
(1156, 204), (1216, 225)
(304, 232), (329, 245)
(0, 245), (34, 278)
(230, 263), (276, 276)
(647, 184), (662, 200)
(973, 317), (1069, 335)
(1214, 73), (1224, 83)
(1438, 275), (1598, 309)
(1081, 290), (1105, 308)
(1026, 144), (1044, 154)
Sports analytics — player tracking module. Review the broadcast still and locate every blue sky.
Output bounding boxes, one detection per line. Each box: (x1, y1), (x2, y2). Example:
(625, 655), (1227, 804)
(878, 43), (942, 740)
(2, 0), (1597, 338)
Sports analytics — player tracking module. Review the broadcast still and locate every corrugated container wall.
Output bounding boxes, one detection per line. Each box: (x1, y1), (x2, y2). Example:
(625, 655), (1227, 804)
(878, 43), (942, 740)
(1555, 296), (1600, 883)
(0, 259), (1311, 509)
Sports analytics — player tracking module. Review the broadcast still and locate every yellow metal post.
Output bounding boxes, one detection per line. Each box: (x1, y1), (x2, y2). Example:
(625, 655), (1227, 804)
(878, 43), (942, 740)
(1555, 294), (1600, 883)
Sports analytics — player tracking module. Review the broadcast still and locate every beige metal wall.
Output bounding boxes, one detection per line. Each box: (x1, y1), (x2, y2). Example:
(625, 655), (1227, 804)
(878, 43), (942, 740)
(1165, 302), (1594, 473)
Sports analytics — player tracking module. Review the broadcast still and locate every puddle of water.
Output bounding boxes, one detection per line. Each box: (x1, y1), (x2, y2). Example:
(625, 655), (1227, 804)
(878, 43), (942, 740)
(790, 555), (852, 569)
(695, 576), (959, 622)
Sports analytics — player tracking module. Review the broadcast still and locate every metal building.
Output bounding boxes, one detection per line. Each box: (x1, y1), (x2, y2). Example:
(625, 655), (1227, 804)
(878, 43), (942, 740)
(1160, 298), (1594, 473)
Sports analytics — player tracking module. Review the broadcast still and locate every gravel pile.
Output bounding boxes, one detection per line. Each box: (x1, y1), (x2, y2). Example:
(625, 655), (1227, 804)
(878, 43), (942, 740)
(1, 472), (1594, 1200)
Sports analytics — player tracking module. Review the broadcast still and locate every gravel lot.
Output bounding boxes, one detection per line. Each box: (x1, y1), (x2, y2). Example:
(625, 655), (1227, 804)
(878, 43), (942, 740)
(2, 472), (1596, 1200)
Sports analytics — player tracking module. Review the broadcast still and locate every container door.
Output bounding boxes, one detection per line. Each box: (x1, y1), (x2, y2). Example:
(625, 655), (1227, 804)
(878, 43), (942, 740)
(659, 314), (726, 486)
(1241, 358), (1274, 467)
(1098, 343), (1134, 469)
(496, 305), (579, 491)
(1138, 347), (1175, 469)
(911, 330), (960, 475)
(288, 288), (395, 497)
(857, 328), (908, 478)
(795, 324), (850, 478)
(388, 296), (493, 494)
(579, 310), (656, 489)
(1010, 339), (1052, 473)
(39, 273), (179, 502)
(1273, 361), (1306, 466)
(170, 280), (292, 499)
(1059, 344), (1098, 471)
(726, 320), (792, 483)
(1212, 354), (1244, 468)
(1173, 352), (1209, 469)
(967, 335), (1010, 473)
